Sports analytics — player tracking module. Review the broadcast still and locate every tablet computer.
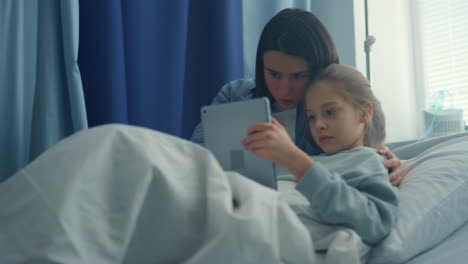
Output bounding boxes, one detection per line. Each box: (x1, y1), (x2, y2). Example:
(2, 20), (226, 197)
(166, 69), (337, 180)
(201, 97), (277, 189)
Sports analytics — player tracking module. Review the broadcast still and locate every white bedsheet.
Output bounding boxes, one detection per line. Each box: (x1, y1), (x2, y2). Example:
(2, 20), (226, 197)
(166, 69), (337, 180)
(0, 124), (368, 264)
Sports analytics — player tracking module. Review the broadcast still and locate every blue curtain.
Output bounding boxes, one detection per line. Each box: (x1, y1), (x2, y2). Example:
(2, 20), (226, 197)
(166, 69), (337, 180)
(78, 0), (244, 139)
(0, 0), (87, 182)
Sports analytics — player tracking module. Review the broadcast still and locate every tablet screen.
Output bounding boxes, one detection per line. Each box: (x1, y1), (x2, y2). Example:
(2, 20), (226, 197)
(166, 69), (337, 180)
(201, 97), (277, 189)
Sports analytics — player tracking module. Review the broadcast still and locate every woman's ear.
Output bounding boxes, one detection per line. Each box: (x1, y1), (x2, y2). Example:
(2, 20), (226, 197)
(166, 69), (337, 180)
(360, 102), (374, 124)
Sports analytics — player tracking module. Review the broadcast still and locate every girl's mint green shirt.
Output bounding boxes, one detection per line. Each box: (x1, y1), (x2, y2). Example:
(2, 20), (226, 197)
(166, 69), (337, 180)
(290, 147), (399, 245)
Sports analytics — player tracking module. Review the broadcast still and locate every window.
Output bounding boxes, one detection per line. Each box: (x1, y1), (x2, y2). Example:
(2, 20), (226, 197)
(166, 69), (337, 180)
(411, 0), (468, 122)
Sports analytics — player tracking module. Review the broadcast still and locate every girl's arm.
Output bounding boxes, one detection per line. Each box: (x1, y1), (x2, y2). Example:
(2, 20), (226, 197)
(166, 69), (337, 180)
(243, 120), (398, 244)
(242, 118), (314, 176)
(296, 150), (399, 245)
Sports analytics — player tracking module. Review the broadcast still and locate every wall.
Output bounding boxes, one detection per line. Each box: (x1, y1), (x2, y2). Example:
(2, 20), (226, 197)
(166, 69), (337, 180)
(367, 0), (419, 142)
(313, 0), (419, 142)
(310, 0), (356, 67)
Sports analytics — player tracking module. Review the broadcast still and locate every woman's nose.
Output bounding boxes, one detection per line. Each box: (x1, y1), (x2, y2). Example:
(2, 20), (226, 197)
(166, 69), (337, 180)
(278, 78), (293, 94)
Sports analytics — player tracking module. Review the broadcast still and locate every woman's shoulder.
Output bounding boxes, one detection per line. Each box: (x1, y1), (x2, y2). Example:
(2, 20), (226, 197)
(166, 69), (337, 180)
(218, 78), (255, 101)
(224, 78), (255, 89)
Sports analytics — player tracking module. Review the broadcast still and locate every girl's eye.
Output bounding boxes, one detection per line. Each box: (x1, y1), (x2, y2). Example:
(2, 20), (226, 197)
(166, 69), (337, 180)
(325, 109), (336, 116)
(307, 115), (316, 121)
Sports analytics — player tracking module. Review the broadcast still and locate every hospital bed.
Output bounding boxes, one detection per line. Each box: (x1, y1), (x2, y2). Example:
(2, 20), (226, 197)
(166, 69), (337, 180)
(0, 125), (467, 263)
(368, 131), (468, 264)
(405, 220), (468, 264)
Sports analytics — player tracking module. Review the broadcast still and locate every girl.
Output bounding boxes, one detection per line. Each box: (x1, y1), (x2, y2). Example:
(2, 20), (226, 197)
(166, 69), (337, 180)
(242, 64), (399, 245)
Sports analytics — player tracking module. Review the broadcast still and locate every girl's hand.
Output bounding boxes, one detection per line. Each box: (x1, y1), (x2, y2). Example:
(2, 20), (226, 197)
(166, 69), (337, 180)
(378, 146), (404, 186)
(242, 117), (313, 179)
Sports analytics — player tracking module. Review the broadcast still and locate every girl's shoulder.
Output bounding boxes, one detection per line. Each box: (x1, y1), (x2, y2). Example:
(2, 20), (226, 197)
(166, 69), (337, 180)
(314, 147), (384, 166)
(343, 147), (385, 163)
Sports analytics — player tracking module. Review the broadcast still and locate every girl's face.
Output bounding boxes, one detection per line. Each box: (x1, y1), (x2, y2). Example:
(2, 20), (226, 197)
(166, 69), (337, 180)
(305, 81), (368, 154)
(263, 51), (310, 109)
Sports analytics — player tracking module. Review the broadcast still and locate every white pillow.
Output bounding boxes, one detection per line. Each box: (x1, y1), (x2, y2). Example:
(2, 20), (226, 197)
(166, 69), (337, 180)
(369, 135), (468, 264)
(391, 131), (468, 160)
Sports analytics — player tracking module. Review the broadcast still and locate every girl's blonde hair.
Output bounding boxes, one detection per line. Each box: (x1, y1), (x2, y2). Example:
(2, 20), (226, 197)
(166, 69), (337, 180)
(307, 64), (386, 148)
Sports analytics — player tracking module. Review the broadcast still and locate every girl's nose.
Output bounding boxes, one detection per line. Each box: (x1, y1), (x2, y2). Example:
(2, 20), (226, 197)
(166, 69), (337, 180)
(315, 118), (327, 130)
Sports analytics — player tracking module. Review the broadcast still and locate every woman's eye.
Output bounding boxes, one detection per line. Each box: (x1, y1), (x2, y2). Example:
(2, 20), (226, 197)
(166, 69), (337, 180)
(269, 71), (280, 78)
(325, 109), (336, 116)
(293, 73), (305, 79)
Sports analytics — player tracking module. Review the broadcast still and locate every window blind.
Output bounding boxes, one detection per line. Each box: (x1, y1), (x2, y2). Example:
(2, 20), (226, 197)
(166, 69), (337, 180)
(414, 0), (468, 122)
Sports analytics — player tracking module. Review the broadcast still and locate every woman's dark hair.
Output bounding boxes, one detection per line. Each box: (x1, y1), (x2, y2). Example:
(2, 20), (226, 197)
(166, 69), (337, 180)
(253, 8), (340, 101)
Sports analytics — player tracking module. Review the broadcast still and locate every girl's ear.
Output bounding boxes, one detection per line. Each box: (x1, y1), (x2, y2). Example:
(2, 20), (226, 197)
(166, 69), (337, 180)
(360, 102), (373, 124)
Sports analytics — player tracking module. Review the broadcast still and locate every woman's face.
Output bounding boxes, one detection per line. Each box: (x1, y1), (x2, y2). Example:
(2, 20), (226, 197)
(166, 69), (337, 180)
(263, 51), (310, 109)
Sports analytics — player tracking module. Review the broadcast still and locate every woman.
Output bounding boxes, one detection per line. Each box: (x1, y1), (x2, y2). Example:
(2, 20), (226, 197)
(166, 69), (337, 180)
(190, 8), (403, 185)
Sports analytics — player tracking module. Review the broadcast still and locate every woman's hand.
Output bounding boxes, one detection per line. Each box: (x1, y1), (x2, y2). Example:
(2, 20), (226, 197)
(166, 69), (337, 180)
(378, 146), (404, 186)
(242, 117), (313, 179)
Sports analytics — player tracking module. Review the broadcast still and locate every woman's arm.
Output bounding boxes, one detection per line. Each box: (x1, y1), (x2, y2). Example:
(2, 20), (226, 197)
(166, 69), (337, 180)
(377, 146), (404, 186)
